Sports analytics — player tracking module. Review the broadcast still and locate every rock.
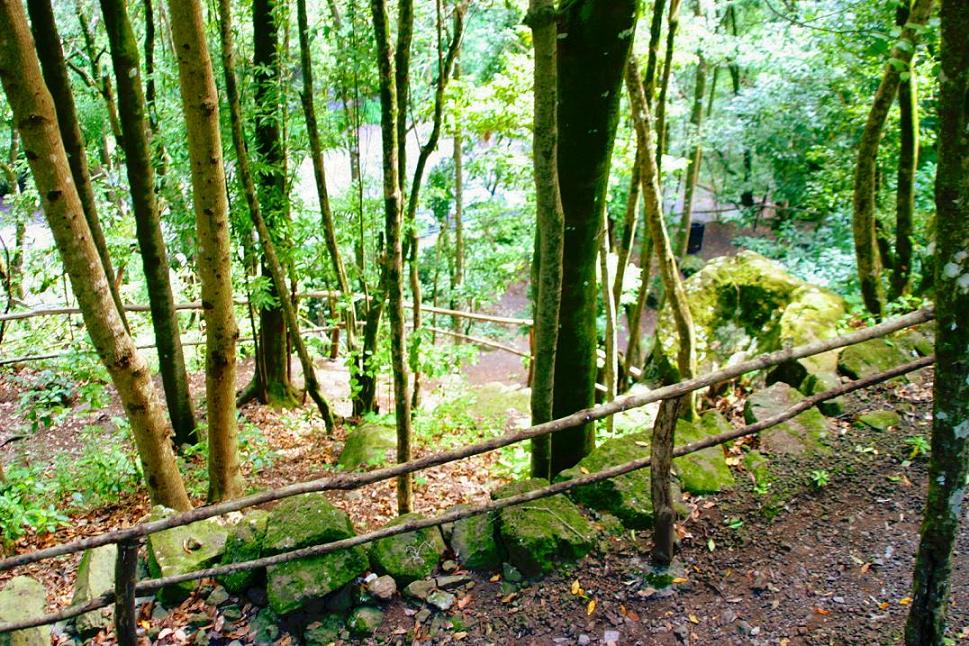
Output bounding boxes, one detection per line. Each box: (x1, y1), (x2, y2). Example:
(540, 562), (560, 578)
(146, 506), (230, 605)
(206, 586), (230, 607)
(493, 479), (595, 577)
(556, 434), (684, 529)
(652, 252), (845, 387)
(435, 574), (472, 589)
(857, 409), (901, 431)
(502, 562), (523, 583)
(403, 579), (436, 600)
(71, 544), (116, 637)
(0, 577), (49, 646)
(323, 584), (358, 612)
(577, 634), (591, 646)
(447, 505), (502, 571)
(441, 560), (458, 572)
(673, 413), (735, 494)
(426, 590), (455, 611)
(769, 285), (846, 392)
(347, 606), (384, 634)
(218, 509), (269, 594)
(221, 605), (243, 622)
(801, 371), (845, 417)
(369, 513), (446, 584)
(743, 451), (770, 488)
(337, 423), (396, 469)
(187, 612), (211, 628)
(304, 615), (345, 646)
(415, 608), (432, 624)
(262, 493), (369, 615)
(250, 607), (280, 643)
(743, 383), (831, 455)
(367, 575), (397, 601)
(838, 336), (916, 381)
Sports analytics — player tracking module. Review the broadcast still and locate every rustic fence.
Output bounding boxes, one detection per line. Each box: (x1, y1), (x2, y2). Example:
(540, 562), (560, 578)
(0, 307), (935, 643)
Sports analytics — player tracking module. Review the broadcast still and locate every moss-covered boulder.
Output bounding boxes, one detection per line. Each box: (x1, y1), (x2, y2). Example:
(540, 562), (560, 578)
(800, 371), (846, 417)
(447, 505), (502, 571)
(838, 337), (917, 380)
(337, 423), (396, 469)
(263, 493), (369, 615)
(218, 509), (270, 594)
(743, 450), (771, 488)
(674, 413), (735, 494)
(369, 513), (446, 584)
(304, 614), (345, 646)
(857, 409), (901, 431)
(146, 506), (230, 605)
(493, 479), (594, 577)
(347, 606), (384, 635)
(743, 383), (831, 455)
(555, 432), (683, 529)
(72, 544), (116, 636)
(653, 252), (845, 387)
(0, 576), (48, 646)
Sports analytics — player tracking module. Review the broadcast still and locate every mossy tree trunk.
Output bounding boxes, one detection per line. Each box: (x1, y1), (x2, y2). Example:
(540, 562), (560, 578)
(0, 0), (191, 511)
(891, 1), (919, 301)
(218, 0), (335, 432)
(676, 0), (707, 258)
(370, 0), (414, 514)
(550, 0), (637, 476)
(655, 0), (681, 173)
(526, 0), (564, 480)
(851, 0), (934, 318)
(904, 1), (969, 641)
(26, 0), (128, 330)
(99, 0), (197, 447)
(166, 0), (243, 502)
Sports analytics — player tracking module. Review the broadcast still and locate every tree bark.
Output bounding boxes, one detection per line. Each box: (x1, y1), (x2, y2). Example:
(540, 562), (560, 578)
(219, 0), (336, 431)
(99, 0), (197, 446)
(904, 1), (969, 641)
(550, 0), (637, 475)
(851, 0), (934, 318)
(643, 0), (667, 102)
(0, 0), (191, 511)
(452, 63), (465, 322)
(655, 0), (681, 173)
(26, 0), (128, 330)
(166, 0), (243, 502)
(676, 3), (707, 258)
(526, 0), (565, 480)
(891, 2), (918, 301)
(370, 0), (414, 514)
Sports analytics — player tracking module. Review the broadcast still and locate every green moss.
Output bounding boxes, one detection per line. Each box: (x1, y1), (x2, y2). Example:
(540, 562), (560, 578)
(448, 505), (502, 571)
(743, 383), (831, 455)
(369, 513), (446, 584)
(146, 506), (229, 605)
(304, 614), (345, 646)
(856, 409), (901, 431)
(493, 479), (595, 576)
(743, 450), (771, 487)
(838, 338), (914, 380)
(263, 493), (355, 555)
(347, 606), (385, 634)
(337, 423), (396, 470)
(218, 510), (269, 593)
(673, 413), (735, 494)
(266, 547), (369, 615)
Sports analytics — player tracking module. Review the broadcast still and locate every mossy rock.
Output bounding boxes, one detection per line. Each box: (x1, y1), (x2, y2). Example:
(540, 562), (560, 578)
(369, 513), (446, 585)
(218, 509), (269, 594)
(743, 383), (831, 455)
(838, 337), (915, 380)
(347, 606), (385, 635)
(0, 576), (48, 646)
(679, 255), (706, 277)
(263, 494), (369, 615)
(72, 544), (117, 637)
(493, 479), (595, 577)
(337, 423), (396, 470)
(673, 413), (735, 494)
(653, 252), (845, 388)
(856, 409), (901, 431)
(800, 371), (846, 417)
(555, 432), (684, 529)
(447, 505), (502, 571)
(304, 614), (346, 646)
(743, 450), (771, 487)
(146, 506), (230, 605)
(467, 382), (531, 427)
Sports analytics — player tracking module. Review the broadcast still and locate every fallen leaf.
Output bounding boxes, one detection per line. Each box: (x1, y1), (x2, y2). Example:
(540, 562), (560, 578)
(635, 441), (649, 448)
(672, 577), (689, 584)
(879, 602), (890, 610)
(626, 609), (641, 622)
(458, 594), (473, 609)
(707, 538), (716, 552)
(454, 632), (468, 640)
(899, 597), (912, 606)
(860, 563), (871, 573)
(815, 608), (831, 616)
(725, 456), (741, 466)
(579, 466), (590, 475)
(489, 574), (501, 583)
(638, 587), (657, 598)
(571, 580), (584, 596)
(587, 599), (597, 615)
(688, 613), (700, 624)
(501, 592), (518, 604)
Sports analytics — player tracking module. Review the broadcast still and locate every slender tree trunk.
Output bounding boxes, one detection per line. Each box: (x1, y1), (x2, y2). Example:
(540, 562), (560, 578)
(166, 0), (243, 502)
(370, 0), (414, 514)
(219, 0), (335, 431)
(643, 0), (667, 102)
(676, 0), (707, 258)
(891, 3), (919, 301)
(623, 223), (653, 380)
(904, 2), (969, 641)
(452, 65), (465, 323)
(26, 0), (128, 330)
(2, 128), (24, 301)
(613, 151), (641, 310)
(526, 0), (565, 480)
(75, 2), (124, 151)
(99, 0), (197, 446)
(551, 0), (637, 476)
(852, 0), (934, 318)
(655, 0), (681, 173)
(0, 0), (191, 510)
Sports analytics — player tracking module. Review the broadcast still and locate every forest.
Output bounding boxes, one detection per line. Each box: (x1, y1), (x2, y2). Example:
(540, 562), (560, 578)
(0, 0), (966, 643)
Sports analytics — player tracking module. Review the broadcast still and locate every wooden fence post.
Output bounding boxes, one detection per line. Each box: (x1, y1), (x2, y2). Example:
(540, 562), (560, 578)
(651, 396), (683, 566)
(114, 539), (139, 646)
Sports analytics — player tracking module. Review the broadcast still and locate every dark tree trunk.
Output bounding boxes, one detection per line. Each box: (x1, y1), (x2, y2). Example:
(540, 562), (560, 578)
(550, 0), (638, 476)
(891, 2), (918, 301)
(904, 1), (969, 642)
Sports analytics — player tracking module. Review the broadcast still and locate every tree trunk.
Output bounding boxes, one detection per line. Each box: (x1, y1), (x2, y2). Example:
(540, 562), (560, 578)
(26, 0), (128, 330)
(452, 65), (465, 322)
(904, 1), (969, 641)
(75, 2), (124, 152)
(655, 0), (681, 172)
(166, 0), (243, 502)
(623, 223), (653, 380)
(370, 0), (414, 514)
(851, 0), (934, 318)
(613, 151), (641, 310)
(550, 0), (637, 476)
(296, 0), (360, 402)
(676, 6), (707, 258)
(891, 3), (918, 301)
(99, 0), (197, 446)
(0, 0), (191, 511)
(219, 0), (335, 431)
(643, 0), (667, 102)
(526, 0), (565, 480)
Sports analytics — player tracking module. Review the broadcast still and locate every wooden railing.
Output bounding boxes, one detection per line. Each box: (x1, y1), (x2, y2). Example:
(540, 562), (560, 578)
(0, 307), (935, 643)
